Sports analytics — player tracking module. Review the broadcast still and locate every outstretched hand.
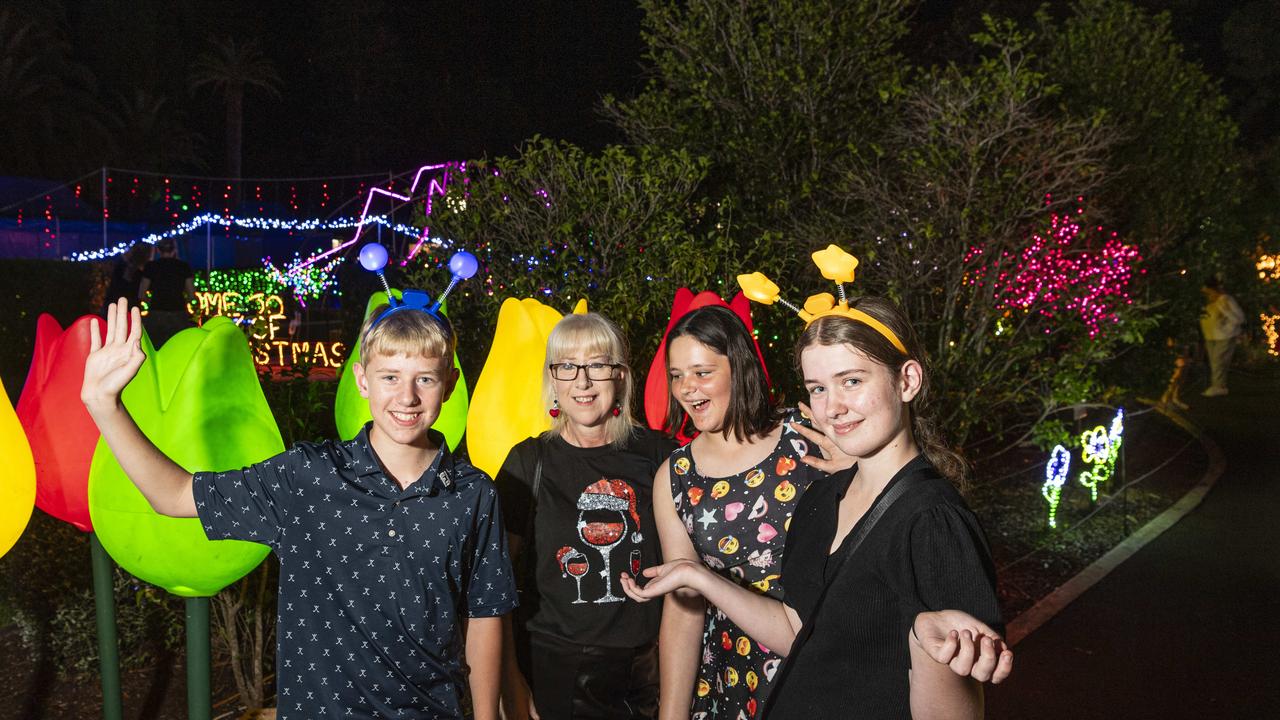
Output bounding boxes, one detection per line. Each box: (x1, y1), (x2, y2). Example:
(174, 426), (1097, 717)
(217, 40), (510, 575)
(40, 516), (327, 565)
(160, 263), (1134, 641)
(81, 297), (146, 412)
(913, 610), (1013, 684)
(619, 559), (708, 603)
(794, 402), (857, 473)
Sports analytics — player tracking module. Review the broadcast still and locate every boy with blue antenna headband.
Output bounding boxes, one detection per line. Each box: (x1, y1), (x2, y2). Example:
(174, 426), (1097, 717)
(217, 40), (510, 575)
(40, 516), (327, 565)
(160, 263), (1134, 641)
(82, 245), (516, 719)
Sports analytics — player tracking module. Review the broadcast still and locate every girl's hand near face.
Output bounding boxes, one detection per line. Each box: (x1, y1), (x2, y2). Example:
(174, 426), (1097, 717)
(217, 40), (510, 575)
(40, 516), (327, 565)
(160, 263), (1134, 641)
(794, 402), (857, 473)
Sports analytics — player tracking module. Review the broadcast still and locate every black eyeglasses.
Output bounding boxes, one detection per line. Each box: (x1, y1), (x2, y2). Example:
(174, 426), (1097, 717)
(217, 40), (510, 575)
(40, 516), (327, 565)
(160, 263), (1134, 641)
(549, 362), (622, 381)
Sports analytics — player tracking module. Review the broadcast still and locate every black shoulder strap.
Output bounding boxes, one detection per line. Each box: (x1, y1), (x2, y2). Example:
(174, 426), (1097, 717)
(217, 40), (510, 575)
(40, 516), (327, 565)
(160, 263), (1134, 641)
(522, 439), (544, 540)
(763, 473), (916, 715)
(517, 440), (544, 585)
(825, 473), (914, 583)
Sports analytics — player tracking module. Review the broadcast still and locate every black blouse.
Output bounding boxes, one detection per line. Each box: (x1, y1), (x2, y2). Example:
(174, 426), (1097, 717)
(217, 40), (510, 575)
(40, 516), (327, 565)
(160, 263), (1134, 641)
(765, 455), (1002, 720)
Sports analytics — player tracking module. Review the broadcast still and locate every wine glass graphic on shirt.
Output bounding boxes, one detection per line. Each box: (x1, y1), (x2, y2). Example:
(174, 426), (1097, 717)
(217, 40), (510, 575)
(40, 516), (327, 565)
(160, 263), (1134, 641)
(576, 479), (639, 604)
(556, 546), (589, 604)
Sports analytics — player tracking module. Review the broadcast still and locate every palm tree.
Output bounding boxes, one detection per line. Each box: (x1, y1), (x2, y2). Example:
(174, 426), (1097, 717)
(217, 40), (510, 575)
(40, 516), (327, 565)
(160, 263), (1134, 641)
(189, 36), (282, 179)
(0, 7), (108, 176)
(107, 89), (205, 172)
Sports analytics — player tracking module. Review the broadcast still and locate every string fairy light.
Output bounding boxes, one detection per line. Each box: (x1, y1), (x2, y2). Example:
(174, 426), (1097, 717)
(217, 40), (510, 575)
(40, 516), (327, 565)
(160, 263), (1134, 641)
(964, 204), (1142, 338)
(1257, 252), (1279, 283)
(67, 213), (424, 262)
(1262, 313), (1279, 357)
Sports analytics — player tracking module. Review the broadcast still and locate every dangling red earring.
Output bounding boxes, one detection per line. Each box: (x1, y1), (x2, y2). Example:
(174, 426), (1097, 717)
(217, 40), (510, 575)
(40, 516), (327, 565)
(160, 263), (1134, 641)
(611, 403), (621, 417)
(549, 399), (561, 418)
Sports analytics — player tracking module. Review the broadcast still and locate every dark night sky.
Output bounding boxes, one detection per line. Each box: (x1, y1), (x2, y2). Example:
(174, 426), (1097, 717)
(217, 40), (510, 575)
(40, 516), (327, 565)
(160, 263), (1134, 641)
(14, 0), (1277, 179)
(210, 2), (650, 175)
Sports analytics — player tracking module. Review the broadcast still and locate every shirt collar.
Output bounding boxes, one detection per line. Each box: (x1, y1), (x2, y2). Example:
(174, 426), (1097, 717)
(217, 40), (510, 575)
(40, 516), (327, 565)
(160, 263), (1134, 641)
(349, 422), (457, 497)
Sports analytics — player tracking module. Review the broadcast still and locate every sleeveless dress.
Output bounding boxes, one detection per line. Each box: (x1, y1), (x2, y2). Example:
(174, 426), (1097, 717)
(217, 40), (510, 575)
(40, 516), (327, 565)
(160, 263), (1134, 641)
(668, 419), (819, 719)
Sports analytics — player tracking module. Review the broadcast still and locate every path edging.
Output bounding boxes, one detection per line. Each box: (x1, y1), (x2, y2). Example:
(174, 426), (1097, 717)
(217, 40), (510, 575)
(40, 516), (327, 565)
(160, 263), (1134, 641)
(1005, 405), (1225, 646)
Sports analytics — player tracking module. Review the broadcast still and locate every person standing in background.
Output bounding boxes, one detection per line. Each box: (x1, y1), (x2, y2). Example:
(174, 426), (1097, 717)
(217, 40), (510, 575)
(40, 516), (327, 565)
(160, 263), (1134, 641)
(138, 238), (195, 347)
(102, 241), (152, 316)
(1199, 277), (1246, 397)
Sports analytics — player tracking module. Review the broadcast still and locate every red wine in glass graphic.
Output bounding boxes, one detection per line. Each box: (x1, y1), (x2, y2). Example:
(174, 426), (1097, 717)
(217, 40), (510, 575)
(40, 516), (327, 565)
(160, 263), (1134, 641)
(576, 493), (629, 604)
(557, 546), (589, 604)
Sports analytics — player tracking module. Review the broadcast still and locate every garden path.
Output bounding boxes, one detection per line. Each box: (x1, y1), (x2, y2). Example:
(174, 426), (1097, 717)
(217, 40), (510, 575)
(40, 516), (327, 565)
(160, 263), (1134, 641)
(986, 365), (1280, 719)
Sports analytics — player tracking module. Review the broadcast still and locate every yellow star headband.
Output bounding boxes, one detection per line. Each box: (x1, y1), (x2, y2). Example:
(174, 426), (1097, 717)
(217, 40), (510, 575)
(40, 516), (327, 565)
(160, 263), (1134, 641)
(737, 244), (908, 355)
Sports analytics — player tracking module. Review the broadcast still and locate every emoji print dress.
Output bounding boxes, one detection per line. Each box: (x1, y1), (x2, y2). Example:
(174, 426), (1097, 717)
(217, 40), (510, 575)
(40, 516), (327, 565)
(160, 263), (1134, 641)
(668, 419), (818, 719)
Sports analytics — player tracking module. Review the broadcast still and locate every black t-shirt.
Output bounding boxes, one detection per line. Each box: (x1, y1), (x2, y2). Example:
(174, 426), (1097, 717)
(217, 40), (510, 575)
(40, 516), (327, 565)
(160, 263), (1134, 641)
(495, 427), (676, 648)
(765, 455), (1002, 720)
(142, 256), (193, 311)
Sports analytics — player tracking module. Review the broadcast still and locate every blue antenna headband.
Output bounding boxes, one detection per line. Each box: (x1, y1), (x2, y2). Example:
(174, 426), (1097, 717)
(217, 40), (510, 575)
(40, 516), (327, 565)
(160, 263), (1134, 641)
(358, 242), (479, 327)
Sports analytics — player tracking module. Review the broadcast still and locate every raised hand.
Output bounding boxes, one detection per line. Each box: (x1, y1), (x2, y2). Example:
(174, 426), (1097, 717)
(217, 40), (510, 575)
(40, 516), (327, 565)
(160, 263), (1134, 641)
(794, 402), (857, 473)
(912, 609), (1013, 684)
(81, 298), (146, 412)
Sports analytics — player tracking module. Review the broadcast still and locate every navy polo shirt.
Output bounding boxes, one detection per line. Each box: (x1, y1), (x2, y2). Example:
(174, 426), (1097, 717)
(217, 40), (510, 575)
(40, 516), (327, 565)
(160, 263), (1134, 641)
(193, 424), (518, 719)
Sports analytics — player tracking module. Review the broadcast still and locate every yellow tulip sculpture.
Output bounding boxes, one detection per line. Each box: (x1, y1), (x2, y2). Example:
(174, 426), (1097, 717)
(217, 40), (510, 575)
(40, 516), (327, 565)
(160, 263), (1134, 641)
(0, 382), (36, 558)
(467, 297), (587, 479)
(88, 318), (277, 597)
(334, 290), (470, 447)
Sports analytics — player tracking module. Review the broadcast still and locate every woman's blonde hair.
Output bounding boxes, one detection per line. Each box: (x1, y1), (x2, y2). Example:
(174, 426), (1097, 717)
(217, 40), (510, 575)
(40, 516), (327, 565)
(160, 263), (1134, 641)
(542, 312), (638, 446)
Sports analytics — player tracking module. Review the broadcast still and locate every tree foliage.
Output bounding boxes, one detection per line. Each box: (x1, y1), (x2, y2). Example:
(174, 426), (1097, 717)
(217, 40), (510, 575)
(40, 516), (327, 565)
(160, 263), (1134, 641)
(604, 0), (912, 231)
(405, 138), (736, 373)
(807, 18), (1150, 451)
(1041, 0), (1240, 260)
(189, 35), (283, 179)
(0, 7), (107, 176)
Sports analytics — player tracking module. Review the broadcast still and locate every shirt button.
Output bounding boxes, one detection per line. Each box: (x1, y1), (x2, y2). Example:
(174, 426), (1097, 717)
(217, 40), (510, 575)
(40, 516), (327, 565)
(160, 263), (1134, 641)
(388, 529), (397, 537)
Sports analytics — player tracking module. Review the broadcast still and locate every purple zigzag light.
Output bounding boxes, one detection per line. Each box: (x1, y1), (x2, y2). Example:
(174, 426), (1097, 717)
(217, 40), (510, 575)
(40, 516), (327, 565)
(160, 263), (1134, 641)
(290, 162), (456, 272)
(403, 163), (462, 266)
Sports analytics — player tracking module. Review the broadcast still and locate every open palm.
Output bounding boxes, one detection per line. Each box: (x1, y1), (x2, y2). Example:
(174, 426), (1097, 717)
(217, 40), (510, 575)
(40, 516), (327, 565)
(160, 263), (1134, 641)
(81, 298), (146, 408)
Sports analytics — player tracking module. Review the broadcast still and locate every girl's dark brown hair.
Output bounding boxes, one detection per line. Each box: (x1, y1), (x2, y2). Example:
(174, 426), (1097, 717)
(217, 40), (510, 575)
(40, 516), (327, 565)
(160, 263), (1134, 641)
(666, 305), (779, 443)
(794, 297), (967, 484)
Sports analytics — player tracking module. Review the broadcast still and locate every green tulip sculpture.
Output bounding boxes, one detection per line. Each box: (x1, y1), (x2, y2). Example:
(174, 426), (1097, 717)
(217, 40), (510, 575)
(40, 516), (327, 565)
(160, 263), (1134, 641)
(88, 317), (276, 597)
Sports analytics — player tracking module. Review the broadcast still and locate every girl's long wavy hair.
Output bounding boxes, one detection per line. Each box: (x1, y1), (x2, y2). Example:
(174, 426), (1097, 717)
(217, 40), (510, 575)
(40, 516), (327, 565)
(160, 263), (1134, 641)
(794, 297), (967, 484)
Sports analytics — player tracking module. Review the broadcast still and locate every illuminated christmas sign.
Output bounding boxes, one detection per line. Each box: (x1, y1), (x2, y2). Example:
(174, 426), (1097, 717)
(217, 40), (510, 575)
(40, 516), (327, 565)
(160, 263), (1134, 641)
(189, 290), (346, 369)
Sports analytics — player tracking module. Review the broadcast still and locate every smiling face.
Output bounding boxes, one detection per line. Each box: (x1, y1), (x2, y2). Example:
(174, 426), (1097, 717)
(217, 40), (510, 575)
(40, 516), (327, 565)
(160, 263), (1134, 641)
(550, 349), (622, 432)
(354, 352), (458, 451)
(800, 342), (920, 460)
(668, 335), (733, 434)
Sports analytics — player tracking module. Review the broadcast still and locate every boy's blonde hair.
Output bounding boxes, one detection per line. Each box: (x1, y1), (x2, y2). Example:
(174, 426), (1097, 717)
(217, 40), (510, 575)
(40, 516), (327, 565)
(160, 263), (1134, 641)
(542, 312), (637, 446)
(358, 306), (456, 364)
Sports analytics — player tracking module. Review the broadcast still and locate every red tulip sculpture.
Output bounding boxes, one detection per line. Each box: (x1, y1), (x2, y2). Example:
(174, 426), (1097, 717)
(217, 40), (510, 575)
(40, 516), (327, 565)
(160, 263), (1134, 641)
(16, 314), (107, 532)
(16, 312), (123, 717)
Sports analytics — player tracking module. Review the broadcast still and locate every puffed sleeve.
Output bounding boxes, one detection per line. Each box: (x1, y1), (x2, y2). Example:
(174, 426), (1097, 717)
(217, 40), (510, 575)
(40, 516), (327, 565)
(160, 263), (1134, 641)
(893, 502), (1003, 650)
(192, 445), (302, 548)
